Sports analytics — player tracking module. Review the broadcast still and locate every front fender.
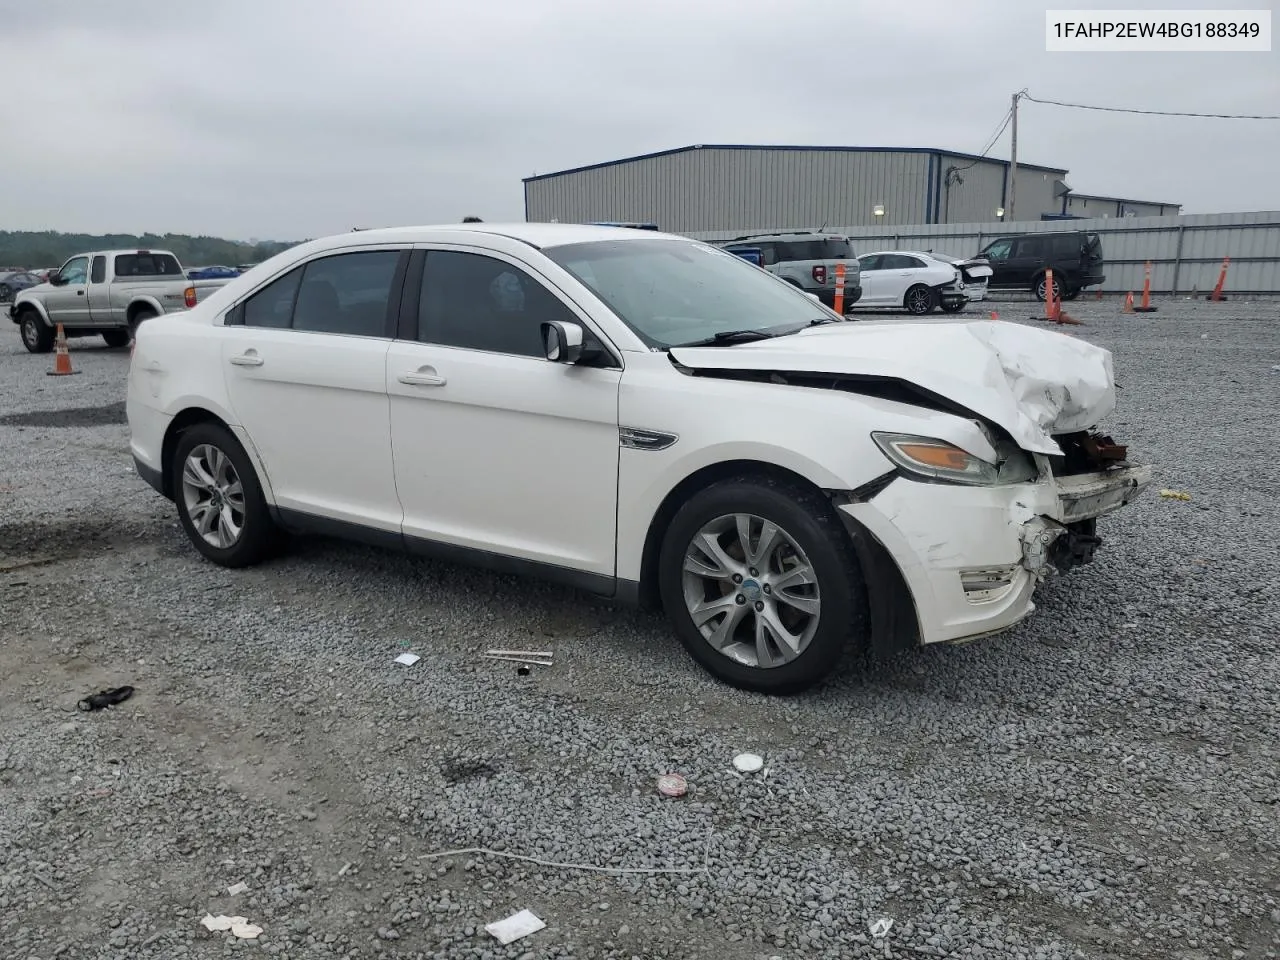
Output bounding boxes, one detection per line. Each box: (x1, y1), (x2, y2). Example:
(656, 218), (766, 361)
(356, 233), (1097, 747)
(10, 294), (51, 326)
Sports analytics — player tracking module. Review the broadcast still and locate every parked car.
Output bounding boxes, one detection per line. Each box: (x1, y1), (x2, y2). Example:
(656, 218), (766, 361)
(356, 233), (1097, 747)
(721, 231), (862, 312)
(929, 253), (993, 302)
(0, 270), (41, 302)
(977, 231), (1105, 301)
(127, 222), (1151, 694)
(853, 251), (970, 314)
(10, 249), (235, 352)
(187, 265), (242, 280)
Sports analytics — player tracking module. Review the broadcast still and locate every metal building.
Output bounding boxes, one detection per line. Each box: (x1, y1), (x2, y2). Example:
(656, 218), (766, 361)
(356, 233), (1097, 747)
(1062, 192), (1181, 219)
(522, 144), (1178, 233)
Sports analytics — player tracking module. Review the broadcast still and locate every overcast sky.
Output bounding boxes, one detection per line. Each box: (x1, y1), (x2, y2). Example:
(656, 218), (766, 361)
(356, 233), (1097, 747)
(6, 0), (1278, 240)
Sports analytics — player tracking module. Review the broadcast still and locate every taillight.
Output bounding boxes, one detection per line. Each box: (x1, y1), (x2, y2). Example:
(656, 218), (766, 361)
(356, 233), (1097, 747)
(184, 286), (197, 308)
(812, 265), (827, 284)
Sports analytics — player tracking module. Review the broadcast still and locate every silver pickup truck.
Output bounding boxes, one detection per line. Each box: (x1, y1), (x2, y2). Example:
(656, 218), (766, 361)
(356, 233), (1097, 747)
(9, 249), (234, 352)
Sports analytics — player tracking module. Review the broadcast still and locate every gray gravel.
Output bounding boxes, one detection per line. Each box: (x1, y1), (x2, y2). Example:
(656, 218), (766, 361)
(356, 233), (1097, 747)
(2, 297), (1278, 960)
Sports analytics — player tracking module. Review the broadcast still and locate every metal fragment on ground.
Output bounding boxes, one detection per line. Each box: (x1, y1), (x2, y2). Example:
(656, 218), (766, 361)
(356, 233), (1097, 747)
(227, 881), (248, 896)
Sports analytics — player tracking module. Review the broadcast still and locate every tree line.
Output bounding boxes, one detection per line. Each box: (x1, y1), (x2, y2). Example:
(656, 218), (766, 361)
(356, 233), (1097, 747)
(0, 231), (304, 270)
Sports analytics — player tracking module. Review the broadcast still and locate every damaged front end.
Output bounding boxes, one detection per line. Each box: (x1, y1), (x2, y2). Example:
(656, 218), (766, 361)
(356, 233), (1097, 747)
(1020, 429), (1151, 581)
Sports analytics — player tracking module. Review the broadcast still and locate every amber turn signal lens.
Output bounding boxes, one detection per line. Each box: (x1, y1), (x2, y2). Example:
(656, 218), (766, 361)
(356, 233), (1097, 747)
(896, 443), (973, 471)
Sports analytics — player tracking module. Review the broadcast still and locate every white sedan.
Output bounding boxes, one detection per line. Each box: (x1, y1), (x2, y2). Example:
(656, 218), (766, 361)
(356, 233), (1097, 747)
(853, 250), (971, 314)
(127, 223), (1152, 694)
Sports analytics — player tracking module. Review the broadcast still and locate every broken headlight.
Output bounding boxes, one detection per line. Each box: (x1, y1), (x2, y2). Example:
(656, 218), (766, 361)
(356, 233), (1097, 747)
(872, 432), (1038, 486)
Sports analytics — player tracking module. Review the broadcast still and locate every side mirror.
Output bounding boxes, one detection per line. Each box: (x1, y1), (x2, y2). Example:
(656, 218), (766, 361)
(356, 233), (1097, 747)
(542, 320), (584, 364)
(48, 274), (64, 286)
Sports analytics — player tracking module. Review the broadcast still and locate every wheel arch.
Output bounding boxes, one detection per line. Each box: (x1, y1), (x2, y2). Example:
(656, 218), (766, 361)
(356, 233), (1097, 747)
(633, 458), (921, 656)
(160, 407), (235, 500)
(127, 297), (163, 325)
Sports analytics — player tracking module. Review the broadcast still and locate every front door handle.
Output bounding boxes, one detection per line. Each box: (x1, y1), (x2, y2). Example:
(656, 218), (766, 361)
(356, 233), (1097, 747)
(77, 290), (85, 296)
(229, 353), (264, 367)
(398, 368), (446, 387)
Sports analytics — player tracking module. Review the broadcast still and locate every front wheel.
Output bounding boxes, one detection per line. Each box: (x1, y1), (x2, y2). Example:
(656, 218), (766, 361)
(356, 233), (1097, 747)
(19, 312), (54, 353)
(904, 285), (936, 315)
(172, 422), (278, 568)
(657, 475), (867, 694)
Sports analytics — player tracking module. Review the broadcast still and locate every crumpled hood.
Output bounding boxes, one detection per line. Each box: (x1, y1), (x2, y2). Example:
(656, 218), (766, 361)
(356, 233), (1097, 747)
(668, 319), (1116, 455)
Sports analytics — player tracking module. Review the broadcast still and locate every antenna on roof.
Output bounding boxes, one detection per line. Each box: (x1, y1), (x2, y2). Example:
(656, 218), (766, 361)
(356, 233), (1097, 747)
(818, 220), (828, 232)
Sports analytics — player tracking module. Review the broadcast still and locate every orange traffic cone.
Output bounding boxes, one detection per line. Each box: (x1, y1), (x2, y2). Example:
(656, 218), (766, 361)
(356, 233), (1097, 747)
(989, 310), (999, 321)
(1033, 269), (1062, 322)
(1095, 288), (1103, 301)
(1133, 261), (1158, 313)
(1122, 292), (1135, 314)
(47, 323), (79, 377)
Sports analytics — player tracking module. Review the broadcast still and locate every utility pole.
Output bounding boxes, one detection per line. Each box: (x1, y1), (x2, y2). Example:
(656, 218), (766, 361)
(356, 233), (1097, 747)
(1007, 91), (1020, 222)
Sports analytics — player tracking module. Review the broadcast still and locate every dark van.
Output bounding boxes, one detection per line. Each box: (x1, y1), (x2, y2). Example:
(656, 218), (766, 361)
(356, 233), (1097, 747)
(977, 231), (1105, 301)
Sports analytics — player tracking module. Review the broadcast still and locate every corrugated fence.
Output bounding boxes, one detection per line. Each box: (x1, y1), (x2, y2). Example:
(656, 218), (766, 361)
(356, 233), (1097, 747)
(683, 211), (1280, 296)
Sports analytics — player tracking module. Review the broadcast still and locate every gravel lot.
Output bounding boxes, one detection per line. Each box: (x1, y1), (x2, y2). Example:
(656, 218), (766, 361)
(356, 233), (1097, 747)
(2, 298), (1278, 960)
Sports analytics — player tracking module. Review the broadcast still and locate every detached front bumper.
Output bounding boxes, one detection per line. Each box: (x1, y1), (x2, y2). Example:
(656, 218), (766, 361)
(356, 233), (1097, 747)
(840, 462), (1153, 646)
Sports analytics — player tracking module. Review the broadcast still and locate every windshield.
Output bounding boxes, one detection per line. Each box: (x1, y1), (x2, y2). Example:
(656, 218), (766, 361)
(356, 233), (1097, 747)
(543, 238), (838, 348)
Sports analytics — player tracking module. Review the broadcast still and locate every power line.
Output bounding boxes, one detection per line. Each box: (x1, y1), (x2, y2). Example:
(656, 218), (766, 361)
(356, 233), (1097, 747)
(948, 107), (1013, 178)
(1023, 92), (1280, 120)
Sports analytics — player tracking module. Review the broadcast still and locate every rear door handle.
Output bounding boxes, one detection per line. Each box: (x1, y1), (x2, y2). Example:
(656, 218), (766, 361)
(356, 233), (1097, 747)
(398, 373), (447, 387)
(229, 353), (264, 367)
(398, 365), (446, 387)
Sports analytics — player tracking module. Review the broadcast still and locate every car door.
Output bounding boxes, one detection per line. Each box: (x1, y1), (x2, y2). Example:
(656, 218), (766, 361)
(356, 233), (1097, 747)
(385, 246), (622, 578)
(85, 255), (112, 326)
(855, 255), (884, 303)
(1004, 236), (1044, 288)
(45, 256), (92, 325)
(978, 238), (1015, 289)
(219, 247), (409, 533)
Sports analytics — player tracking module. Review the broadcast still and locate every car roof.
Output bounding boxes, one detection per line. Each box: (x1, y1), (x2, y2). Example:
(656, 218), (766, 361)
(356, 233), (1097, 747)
(300, 222), (687, 252)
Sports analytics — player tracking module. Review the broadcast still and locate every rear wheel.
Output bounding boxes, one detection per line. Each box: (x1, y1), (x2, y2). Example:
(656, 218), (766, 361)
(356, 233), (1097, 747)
(904, 284), (936, 315)
(940, 301), (966, 314)
(1061, 285), (1081, 301)
(172, 422), (278, 568)
(128, 308), (158, 341)
(657, 475), (867, 694)
(102, 330), (130, 348)
(19, 311), (54, 353)
(1034, 274), (1062, 302)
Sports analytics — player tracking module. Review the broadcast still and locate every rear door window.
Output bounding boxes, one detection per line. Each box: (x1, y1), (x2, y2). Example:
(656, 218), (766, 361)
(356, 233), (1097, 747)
(858, 255), (882, 272)
(1012, 237), (1042, 259)
(292, 251), (400, 338)
(242, 268), (302, 329)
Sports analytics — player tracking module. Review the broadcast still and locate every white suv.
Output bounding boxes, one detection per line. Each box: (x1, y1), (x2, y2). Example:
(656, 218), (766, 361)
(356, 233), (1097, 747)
(127, 223), (1152, 694)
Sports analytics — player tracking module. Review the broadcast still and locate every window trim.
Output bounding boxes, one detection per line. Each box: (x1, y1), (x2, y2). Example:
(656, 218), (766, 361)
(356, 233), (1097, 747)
(858, 255), (882, 272)
(404, 242), (624, 370)
(90, 256), (106, 284)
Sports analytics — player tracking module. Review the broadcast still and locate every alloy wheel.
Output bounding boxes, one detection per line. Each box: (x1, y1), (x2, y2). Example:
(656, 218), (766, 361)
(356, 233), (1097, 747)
(681, 513), (821, 669)
(181, 444), (246, 549)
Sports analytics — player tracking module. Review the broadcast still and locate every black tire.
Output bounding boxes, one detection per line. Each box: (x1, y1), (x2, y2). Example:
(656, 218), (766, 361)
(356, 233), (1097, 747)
(657, 474), (867, 694)
(940, 301), (966, 314)
(1061, 285), (1081, 301)
(102, 330), (131, 348)
(904, 284), (936, 315)
(128, 308), (158, 340)
(171, 422), (277, 568)
(18, 311), (54, 353)
(1033, 274), (1062, 302)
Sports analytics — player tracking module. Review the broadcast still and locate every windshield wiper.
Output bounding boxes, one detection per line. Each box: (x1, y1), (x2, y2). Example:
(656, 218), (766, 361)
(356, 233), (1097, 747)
(674, 329), (781, 347)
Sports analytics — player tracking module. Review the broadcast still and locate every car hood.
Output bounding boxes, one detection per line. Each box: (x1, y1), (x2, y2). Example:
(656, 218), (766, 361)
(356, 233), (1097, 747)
(668, 319), (1116, 456)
